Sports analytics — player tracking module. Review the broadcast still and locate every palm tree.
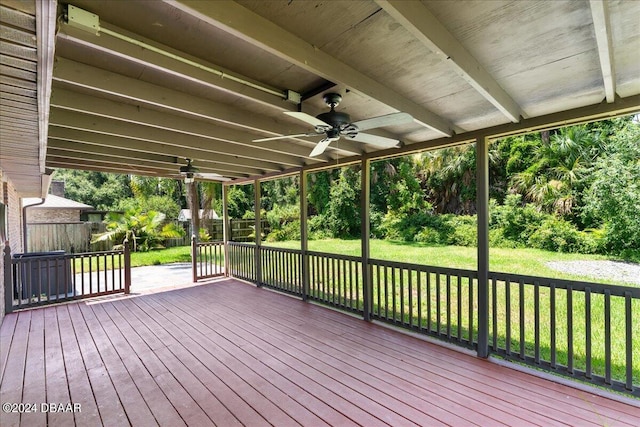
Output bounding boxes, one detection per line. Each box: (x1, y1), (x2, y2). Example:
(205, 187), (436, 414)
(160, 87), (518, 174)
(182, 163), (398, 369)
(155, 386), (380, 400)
(92, 208), (184, 251)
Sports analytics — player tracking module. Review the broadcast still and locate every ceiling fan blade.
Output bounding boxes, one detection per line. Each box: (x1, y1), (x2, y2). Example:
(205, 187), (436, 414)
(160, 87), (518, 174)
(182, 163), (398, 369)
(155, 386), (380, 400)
(285, 111), (332, 129)
(348, 132), (400, 148)
(253, 133), (316, 142)
(351, 112), (413, 131)
(309, 137), (334, 157)
(195, 173), (231, 182)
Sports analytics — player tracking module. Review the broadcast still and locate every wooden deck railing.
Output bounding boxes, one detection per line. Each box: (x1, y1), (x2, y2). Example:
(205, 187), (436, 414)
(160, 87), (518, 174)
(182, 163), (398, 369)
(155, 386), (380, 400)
(487, 271), (639, 395)
(4, 241), (130, 312)
(191, 238), (225, 281)
(226, 243), (638, 397)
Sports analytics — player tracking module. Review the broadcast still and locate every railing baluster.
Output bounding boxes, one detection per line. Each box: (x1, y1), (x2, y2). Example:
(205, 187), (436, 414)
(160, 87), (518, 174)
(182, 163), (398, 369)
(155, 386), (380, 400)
(457, 275), (462, 341)
(585, 287), (592, 379)
(567, 285), (573, 374)
(417, 271), (422, 332)
(436, 273), (441, 336)
(408, 269), (413, 328)
(604, 289), (611, 385)
(492, 277), (497, 350)
(392, 267), (397, 322)
(426, 272), (431, 333)
(400, 268), (405, 325)
(505, 279), (511, 356)
(384, 266), (389, 320)
(519, 279), (525, 360)
(550, 283), (556, 369)
(469, 276), (474, 345)
(446, 274), (451, 339)
(625, 292), (633, 391)
(534, 280), (540, 365)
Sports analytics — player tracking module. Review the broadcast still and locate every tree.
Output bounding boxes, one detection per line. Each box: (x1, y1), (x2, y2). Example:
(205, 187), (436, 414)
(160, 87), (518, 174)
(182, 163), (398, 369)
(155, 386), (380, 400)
(92, 208), (184, 252)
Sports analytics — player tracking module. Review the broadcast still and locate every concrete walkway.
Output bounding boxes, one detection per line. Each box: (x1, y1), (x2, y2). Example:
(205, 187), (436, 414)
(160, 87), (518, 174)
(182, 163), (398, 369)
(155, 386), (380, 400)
(129, 262), (195, 292)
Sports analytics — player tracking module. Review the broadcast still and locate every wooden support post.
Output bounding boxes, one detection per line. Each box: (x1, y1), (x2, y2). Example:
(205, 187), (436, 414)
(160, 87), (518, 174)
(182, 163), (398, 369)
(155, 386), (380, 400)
(300, 170), (309, 300)
(361, 159), (372, 321)
(123, 238), (131, 294)
(4, 241), (13, 314)
(254, 179), (262, 286)
(476, 136), (490, 357)
(222, 184), (230, 276)
(191, 235), (198, 283)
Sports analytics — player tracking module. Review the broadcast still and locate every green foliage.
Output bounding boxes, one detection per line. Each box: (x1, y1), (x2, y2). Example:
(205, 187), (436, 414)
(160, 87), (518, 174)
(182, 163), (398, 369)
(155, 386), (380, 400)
(491, 194), (545, 244)
(265, 204), (300, 242)
(91, 208), (185, 252)
(227, 185), (254, 218)
(582, 123), (640, 253)
(528, 218), (602, 253)
(51, 169), (133, 210)
(322, 167), (361, 237)
(199, 228), (212, 242)
(115, 195), (181, 220)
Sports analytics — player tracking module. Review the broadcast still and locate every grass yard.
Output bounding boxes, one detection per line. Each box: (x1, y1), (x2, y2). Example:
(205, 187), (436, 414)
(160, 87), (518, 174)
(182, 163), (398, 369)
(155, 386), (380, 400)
(265, 238), (634, 286)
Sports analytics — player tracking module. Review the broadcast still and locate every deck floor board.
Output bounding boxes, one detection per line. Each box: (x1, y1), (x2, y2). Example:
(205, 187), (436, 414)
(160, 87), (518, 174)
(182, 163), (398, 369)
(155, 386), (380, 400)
(1, 278), (638, 427)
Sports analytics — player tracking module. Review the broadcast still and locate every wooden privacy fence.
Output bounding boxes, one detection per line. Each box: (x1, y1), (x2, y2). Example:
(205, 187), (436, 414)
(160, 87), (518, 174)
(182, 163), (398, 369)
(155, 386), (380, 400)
(27, 222), (111, 253)
(4, 240), (131, 312)
(226, 242), (639, 397)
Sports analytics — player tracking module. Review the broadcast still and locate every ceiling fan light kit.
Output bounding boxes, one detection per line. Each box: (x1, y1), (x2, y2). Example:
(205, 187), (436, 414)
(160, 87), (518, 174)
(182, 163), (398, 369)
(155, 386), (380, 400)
(253, 93), (413, 157)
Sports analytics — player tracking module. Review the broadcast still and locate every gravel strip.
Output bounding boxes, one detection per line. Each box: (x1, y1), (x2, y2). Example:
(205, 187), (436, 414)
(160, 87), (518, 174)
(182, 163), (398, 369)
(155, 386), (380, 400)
(546, 260), (640, 286)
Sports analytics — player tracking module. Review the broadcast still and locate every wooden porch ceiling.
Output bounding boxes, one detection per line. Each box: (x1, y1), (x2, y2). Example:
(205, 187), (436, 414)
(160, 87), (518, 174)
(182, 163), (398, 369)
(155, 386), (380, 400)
(1, 279), (637, 426)
(2, 0), (640, 190)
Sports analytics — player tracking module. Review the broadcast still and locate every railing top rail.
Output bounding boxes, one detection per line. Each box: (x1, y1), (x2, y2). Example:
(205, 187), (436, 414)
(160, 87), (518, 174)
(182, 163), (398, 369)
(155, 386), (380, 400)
(11, 250), (124, 263)
(228, 242), (257, 247)
(488, 270), (640, 298)
(261, 245), (303, 255)
(307, 250), (362, 263)
(369, 257), (479, 278)
(196, 241), (224, 247)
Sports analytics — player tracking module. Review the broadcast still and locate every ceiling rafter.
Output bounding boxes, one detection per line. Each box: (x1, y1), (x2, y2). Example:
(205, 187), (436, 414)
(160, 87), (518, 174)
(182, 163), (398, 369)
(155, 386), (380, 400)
(47, 125), (275, 174)
(57, 23), (296, 113)
(166, 0), (453, 136)
(52, 57), (364, 157)
(48, 108), (303, 167)
(376, 0), (522, 123)
(589, 0), (616, 103)
(50, 88), (343, 162)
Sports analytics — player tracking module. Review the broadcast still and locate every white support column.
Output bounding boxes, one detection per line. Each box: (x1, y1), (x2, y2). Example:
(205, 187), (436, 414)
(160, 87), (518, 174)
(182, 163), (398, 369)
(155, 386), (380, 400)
(300, 171), (310, 300)
(254, 179), (262, 286)
(361, 159), (372, 321)
(222, 183), (230, 276)
(476, 136), (490, 357)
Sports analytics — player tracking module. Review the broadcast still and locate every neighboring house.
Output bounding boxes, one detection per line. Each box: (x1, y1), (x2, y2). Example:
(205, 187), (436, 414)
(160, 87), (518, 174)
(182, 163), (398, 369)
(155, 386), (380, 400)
(23, 194), (93, 223)
(178, 209), (219, 222)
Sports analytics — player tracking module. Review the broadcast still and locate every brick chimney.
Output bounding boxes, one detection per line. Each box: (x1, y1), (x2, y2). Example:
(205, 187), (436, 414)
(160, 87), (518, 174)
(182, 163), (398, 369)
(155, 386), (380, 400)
(49, 180), (65, 197)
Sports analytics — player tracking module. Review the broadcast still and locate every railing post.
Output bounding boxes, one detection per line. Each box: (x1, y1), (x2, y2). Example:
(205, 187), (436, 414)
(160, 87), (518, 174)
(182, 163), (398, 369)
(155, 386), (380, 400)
(4, 241), (13, 314)
(476, 136), (490, 357)
(254, 179), (262, 287)
(300, 170), (310, 300)
(123, 238), (131, 294)
(222, 184), (230, 276)
(361, 158), (372, 321)
(191, 234), (198, 283)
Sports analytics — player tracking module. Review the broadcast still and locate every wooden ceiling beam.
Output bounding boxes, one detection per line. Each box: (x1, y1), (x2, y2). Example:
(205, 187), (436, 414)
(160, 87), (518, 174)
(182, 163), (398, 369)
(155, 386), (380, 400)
(47, 126), (273, 175)
(57, 22), (296, 113)
(376, 0), (522, 123)
(46, 148), (245, 178)
(167, 0), (453, 136)
(589, 0), (616, 103)
(52, 58), (363, 156)
(50, 88), (343, 162)
(48, 108), (302, 168)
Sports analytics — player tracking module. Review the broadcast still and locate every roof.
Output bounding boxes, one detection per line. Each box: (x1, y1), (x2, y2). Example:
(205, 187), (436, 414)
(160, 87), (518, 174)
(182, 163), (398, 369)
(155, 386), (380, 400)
(23, 194), (93, 210)
(178, 209), (219, 222)
(2, 0), (639, 188)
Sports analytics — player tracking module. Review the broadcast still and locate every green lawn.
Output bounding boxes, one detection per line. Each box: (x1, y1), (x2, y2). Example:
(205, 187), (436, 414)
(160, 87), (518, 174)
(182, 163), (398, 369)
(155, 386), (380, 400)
(264, 238), (633, 286)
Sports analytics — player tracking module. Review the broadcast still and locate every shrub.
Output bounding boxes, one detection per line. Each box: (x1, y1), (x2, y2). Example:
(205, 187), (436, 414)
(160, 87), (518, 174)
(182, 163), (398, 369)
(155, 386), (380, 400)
(492, 194), (545, 243)
(527, 218), (601, 253)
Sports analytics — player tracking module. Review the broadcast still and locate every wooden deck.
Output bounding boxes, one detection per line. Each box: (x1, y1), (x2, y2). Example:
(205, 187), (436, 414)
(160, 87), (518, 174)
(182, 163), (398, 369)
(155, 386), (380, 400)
(1, 278), (638, 427)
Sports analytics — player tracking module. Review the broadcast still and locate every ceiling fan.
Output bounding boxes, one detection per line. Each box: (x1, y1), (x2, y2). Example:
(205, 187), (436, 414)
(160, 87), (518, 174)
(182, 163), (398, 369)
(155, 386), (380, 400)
(178, 158), (230, 183)
(253, 93), (413, 157)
